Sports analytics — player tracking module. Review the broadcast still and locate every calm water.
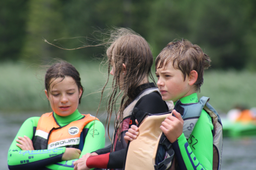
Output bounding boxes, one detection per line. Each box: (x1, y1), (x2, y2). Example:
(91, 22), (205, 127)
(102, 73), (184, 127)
(1, 112), (256, 170)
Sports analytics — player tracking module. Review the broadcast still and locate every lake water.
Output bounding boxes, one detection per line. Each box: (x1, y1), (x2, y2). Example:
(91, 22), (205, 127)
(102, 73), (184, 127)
(1, 112), (256, 170)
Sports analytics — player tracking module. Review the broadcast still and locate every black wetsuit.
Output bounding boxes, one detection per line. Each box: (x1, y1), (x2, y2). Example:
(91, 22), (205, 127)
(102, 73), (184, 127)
(86, 83), (169, 170)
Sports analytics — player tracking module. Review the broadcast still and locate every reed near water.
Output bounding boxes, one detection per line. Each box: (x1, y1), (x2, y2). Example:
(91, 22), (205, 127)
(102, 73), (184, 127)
(0, 61), (255, 114)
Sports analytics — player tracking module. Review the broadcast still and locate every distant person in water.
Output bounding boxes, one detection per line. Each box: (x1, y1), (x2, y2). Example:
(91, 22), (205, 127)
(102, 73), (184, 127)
(227, 104), (256, 123)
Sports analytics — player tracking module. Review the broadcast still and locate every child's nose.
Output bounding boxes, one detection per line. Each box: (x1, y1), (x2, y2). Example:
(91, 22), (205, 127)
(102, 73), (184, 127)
(157, 77), (164, 86)
(61, 95), (68, 103)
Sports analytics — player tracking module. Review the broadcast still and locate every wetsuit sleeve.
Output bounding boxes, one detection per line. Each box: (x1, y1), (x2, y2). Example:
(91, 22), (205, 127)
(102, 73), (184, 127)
(44, 120), (105, 170)
(94, 144), (112, 154)
(172, 111), (214, 170)
(134, 91), (169, 124)
(86, 148), (126, 169)
(80, 120), (105, 155)
(7, 117), (65, 170)
(86, 139), (123, 169)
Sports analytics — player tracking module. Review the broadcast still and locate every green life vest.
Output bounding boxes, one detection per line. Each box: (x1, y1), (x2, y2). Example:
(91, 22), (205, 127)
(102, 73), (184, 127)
(155, 96), (223, 170)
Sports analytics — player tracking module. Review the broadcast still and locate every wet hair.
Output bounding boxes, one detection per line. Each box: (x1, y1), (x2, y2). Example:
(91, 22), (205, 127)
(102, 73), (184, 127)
(99, 28), (154, 135)
(45, 60), (84, 103)
(155, 39), (211, 91)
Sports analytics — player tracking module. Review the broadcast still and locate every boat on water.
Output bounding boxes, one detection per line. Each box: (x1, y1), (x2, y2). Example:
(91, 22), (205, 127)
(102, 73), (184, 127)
(222, 107), (256, 138)
(222, 118), (256, 138)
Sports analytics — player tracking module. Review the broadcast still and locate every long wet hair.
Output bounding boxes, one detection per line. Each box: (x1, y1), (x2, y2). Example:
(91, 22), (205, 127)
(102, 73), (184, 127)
(99, 28), (154, 137)
(155, 39), (211, 91)
(45, 60), (84, 103)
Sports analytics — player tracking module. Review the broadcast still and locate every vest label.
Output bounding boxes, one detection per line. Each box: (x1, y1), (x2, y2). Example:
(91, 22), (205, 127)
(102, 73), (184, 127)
(48, 137), (80, 149)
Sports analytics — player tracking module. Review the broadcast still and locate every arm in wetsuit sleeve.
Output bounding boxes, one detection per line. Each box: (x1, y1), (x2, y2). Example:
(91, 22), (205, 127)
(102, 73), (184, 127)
(8, 117), (105, 170)
(94, 144), (112, 155)
(45, 119), (105, 170)
(86, 148), (126, 169)
(172, 111), (214, 170)
(7, 117), (65, 170)
(80, 120), (105, 155)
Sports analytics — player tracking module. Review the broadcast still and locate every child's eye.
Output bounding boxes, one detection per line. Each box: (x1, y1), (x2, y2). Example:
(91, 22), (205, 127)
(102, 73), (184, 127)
(67, 90), (75, 95)
(52, 93), (60, 97)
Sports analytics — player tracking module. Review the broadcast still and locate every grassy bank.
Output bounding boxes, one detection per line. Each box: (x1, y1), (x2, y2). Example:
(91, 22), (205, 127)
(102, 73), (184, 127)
(0, 61), (109, 113)
(0, 61), (255, 114)
(199, 70), (256, 113)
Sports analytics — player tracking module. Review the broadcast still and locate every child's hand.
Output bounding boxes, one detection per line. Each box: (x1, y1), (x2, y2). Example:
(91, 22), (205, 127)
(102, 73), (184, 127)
(73, 153), (90, 170)
(124, 125), (139, 143)
(62, 148), (81, 161)
(16, 136), (34, 150)
(90, 152), (98, 156)
(160, 110), (184, 143)
(124, 119), (139, 143)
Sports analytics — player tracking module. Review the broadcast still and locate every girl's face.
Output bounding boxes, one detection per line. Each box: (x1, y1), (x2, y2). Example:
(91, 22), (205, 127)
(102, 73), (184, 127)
(156, 61), (192, 102)
(45, 76), (82, 117)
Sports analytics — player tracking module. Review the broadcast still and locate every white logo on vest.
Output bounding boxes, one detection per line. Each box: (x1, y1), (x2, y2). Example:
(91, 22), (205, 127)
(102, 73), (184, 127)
(69, 126), (79, 135)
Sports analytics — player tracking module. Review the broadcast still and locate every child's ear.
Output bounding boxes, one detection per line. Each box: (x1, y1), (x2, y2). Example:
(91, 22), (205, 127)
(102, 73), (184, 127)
(45, 89), (49, 99)
(188, 70), (198, 86)
(79, 88), (83, 98)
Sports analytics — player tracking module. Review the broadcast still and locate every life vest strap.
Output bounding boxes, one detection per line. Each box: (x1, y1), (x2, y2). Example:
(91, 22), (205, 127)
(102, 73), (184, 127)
(154, 156), (173, 170)
(155, 134), (175, 170)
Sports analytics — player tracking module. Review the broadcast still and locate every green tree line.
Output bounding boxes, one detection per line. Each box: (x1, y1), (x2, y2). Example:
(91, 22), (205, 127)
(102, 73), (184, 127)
(0, 0), (255, 70)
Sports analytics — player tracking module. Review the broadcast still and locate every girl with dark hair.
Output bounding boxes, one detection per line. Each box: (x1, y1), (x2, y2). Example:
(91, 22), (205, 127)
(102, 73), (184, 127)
(8, 60), (105, 170)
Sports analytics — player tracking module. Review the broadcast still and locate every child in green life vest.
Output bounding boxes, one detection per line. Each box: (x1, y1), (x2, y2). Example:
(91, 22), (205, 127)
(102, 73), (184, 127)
(8, 60), (105, 170)
(125, 39), (222, 170)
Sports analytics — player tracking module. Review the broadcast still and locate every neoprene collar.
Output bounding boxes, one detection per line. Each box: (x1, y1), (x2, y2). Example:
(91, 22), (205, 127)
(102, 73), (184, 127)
(174, 93), (198, 105)
(132, 83), (156, 98)
(53, 109), (84, 126)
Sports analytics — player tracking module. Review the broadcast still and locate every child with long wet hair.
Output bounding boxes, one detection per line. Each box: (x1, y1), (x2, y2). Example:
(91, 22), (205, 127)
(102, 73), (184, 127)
(74, 28), (169, 170)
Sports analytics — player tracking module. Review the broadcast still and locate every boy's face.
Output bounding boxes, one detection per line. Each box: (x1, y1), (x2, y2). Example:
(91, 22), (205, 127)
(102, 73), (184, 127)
(156, 61), (192, 102)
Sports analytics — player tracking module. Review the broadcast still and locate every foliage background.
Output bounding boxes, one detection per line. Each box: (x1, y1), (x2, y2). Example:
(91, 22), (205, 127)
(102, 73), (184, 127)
(0, 0), (255, 113)
(1, 0), (256, 70)
(0, 62), (255, 114)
